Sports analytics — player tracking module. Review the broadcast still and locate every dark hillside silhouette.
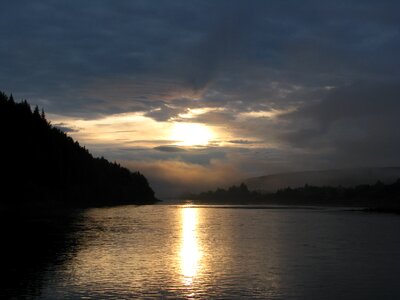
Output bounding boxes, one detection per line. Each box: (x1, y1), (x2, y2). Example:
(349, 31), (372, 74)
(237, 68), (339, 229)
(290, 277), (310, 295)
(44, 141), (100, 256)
(0, 92), (157, 208)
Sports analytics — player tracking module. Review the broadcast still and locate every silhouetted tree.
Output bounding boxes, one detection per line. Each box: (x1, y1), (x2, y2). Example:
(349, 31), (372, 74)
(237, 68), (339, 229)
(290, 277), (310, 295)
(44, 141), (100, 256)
(0, 92), (157, 208)
(190, 180), (400, 212)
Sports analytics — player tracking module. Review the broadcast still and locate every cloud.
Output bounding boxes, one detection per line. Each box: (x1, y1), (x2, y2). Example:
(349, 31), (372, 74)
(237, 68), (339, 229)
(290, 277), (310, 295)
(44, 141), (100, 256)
(53, 123), (79, 133)
(4, 0), (398, 118)
(227, 139), (263, 145)
(145, 104), (186, 122)
(153, 146), (186, 152)
(280, 81), (400, 141)
(121, 159), (244, 198)
(271, 80), (400, 167)
(2, 0), (400, 196)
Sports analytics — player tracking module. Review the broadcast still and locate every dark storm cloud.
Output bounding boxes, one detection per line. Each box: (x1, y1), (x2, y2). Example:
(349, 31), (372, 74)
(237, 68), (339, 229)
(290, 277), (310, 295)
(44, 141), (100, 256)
(279, 81), (400, 140)
(269, 80), (400, 167)
(2, 1), (399, 110)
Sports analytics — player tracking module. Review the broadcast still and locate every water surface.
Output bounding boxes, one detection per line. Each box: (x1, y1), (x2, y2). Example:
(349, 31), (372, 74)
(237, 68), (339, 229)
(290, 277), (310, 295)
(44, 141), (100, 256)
(2, 205), (400, 299)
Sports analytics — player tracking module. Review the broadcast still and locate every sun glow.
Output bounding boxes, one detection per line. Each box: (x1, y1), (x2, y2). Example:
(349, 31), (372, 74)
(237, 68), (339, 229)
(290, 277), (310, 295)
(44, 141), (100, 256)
(170, 123), (213, 146)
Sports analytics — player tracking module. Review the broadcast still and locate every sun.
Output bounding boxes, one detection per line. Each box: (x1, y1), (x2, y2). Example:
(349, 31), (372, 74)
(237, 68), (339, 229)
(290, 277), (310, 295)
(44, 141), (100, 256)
(170, 122), (213, 146)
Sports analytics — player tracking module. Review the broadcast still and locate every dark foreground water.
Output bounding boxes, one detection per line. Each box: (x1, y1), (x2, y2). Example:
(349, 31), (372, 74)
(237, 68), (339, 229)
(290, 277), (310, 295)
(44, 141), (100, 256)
(2, 205), (400, 299)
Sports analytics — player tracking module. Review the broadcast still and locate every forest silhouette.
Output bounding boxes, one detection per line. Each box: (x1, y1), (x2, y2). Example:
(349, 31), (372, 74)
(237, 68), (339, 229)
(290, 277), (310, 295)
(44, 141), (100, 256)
(188, 181), (400, 213)
(1, 92), (157, 208)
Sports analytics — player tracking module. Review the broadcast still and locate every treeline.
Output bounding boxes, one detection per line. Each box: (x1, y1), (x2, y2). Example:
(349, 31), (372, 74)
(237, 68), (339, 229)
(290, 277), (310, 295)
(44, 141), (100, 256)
(1, 92), (157, 208)
(186, 183), (259, 204)
(188, 181), (400, 212)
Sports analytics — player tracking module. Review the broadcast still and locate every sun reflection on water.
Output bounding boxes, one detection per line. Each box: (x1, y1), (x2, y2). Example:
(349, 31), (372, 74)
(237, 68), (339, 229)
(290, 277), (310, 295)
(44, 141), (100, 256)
(180, 206), (201, 286)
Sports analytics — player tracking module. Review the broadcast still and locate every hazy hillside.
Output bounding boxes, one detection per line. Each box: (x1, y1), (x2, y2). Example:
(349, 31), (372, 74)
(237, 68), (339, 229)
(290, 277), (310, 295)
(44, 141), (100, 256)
(245, 167), (400, 192)
(0, 92), (157, 208)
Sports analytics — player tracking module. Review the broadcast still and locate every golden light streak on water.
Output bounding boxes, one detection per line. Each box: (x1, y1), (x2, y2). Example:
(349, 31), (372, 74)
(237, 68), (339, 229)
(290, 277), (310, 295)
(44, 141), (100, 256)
(180, 207), (201, 286)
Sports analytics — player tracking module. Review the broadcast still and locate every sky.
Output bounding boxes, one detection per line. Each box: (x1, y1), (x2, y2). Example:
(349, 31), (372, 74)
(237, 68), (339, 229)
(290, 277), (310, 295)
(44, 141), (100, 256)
(2, 0), (400, 197)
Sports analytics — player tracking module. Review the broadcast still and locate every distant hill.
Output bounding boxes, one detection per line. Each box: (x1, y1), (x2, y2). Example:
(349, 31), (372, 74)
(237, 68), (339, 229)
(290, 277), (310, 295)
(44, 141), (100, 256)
(0, 92), (157, 208)
(245, 167), (400, 192)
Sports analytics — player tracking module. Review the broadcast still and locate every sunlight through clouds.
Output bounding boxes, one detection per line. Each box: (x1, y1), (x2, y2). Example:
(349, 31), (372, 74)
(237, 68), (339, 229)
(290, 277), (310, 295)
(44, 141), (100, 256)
(237, 107), (297, 120)
(48, 112), (173, 147)
(170, 123), (214, 146)
(48, 112), (227, 149)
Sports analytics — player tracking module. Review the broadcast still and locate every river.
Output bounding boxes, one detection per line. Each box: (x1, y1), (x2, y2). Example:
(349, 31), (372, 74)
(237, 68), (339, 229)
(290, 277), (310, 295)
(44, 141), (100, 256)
(2, 204), (400, 299)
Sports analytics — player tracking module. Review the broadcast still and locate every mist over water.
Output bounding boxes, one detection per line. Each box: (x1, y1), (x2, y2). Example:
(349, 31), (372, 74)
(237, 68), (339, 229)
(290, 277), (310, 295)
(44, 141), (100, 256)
(3, 205), (400, 299)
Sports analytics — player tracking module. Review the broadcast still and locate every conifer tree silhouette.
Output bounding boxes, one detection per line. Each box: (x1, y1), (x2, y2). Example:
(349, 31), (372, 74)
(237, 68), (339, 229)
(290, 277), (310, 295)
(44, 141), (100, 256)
(1, 91), (157, 208)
